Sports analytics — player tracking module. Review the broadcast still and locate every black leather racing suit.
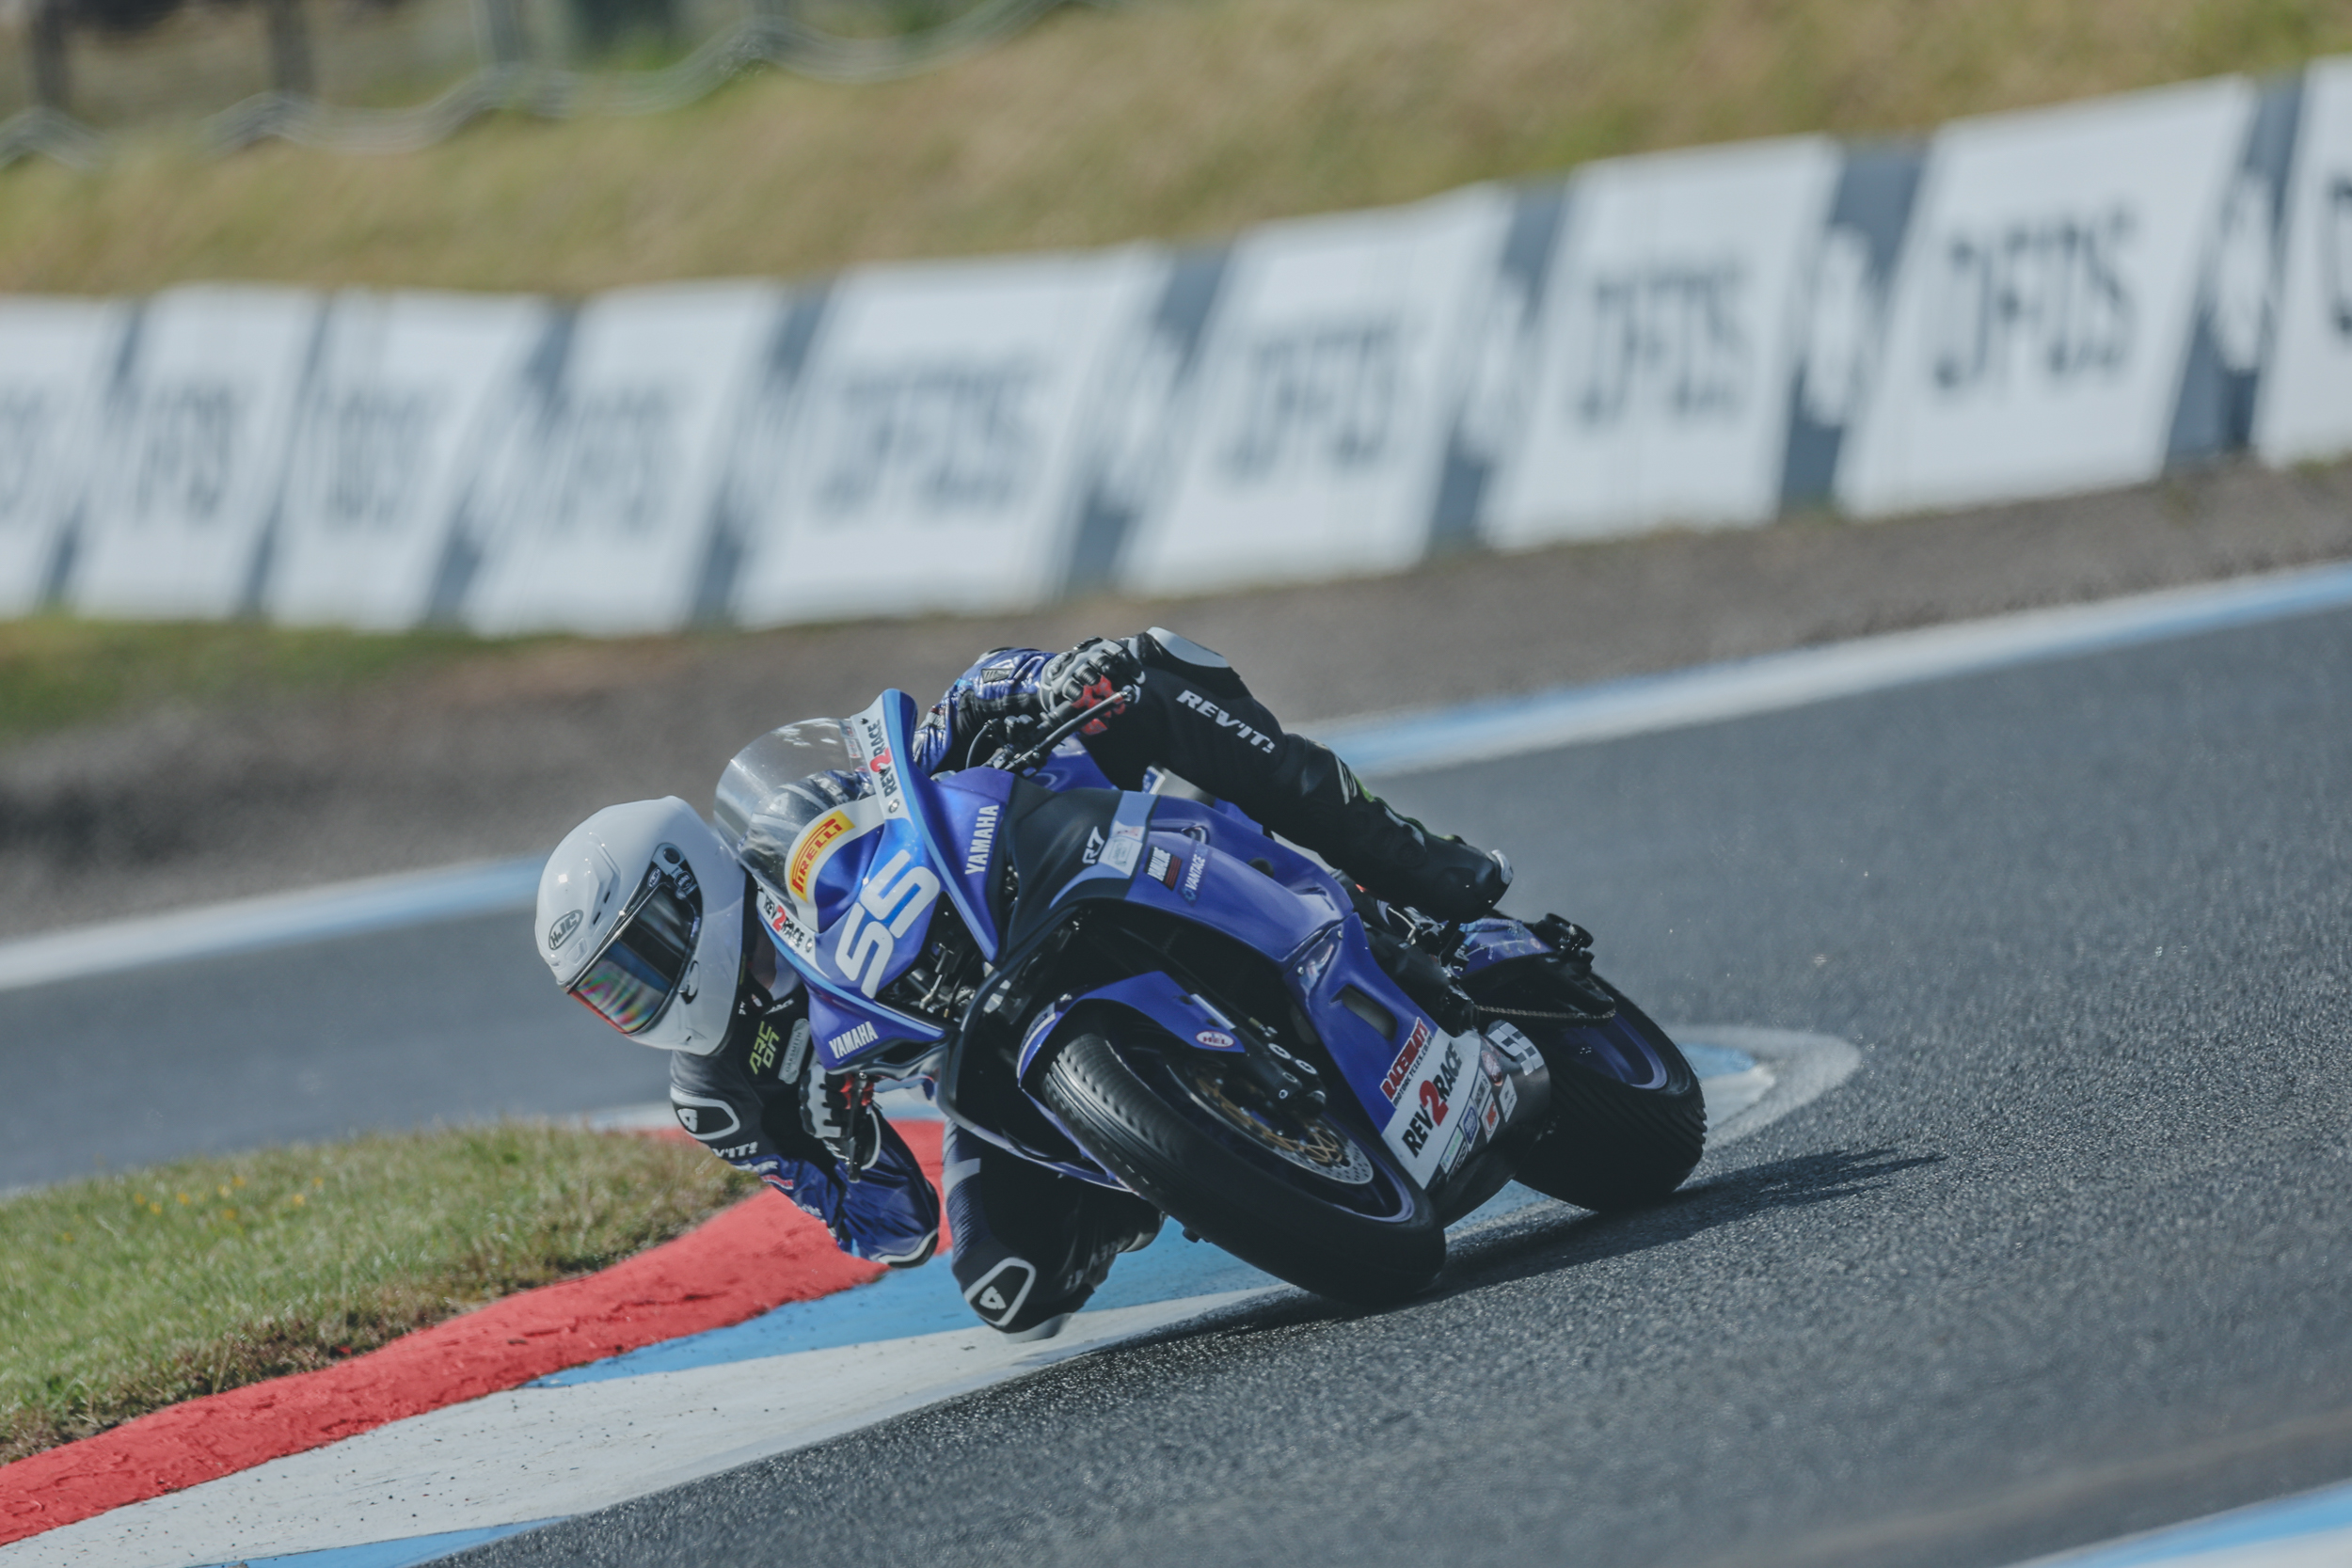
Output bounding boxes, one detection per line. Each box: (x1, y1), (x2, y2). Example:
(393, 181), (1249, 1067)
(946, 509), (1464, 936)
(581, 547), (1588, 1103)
(911, 628), (1510, 925)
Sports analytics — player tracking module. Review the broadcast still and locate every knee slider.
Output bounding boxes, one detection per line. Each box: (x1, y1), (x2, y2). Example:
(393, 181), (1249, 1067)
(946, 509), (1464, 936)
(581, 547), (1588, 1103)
(944, 1132), (1109, 1334)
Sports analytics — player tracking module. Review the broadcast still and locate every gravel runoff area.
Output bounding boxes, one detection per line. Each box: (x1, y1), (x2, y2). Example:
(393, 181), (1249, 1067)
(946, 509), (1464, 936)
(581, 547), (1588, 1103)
(1, 457), (2346, 943)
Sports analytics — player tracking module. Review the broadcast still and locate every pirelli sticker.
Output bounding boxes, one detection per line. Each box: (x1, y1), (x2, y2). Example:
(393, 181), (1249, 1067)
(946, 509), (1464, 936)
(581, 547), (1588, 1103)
(786, 809), (854, 903)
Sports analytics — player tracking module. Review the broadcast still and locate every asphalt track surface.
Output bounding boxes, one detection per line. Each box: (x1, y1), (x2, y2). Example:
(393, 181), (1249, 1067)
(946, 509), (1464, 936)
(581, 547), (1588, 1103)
(395, 603), (2352, 1568)
(0, 912), (661, 1190)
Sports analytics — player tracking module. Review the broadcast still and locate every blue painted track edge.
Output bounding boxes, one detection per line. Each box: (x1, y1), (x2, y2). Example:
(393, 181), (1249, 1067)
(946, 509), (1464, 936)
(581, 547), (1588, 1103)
(2019, 1477), (2352, 1566)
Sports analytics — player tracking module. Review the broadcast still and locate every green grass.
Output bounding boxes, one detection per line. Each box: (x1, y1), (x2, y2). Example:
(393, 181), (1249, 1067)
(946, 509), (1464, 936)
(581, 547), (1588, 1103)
(0, 1124), (755, 1465)
(5, 0), (2352, 295)
(0, 616), (546, 746)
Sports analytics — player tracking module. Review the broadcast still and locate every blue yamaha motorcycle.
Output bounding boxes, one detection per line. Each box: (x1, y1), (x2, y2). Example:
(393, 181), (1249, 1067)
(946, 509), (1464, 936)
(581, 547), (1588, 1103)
(712, 685), (1706, 1306)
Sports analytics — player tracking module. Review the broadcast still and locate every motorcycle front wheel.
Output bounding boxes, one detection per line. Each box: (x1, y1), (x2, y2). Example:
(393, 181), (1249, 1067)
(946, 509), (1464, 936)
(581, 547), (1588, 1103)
(1040, 1021), (1443, 1307)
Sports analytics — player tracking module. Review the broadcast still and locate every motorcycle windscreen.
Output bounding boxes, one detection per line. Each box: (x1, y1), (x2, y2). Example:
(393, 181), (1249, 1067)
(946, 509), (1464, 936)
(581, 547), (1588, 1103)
(716, 718), (864, 880)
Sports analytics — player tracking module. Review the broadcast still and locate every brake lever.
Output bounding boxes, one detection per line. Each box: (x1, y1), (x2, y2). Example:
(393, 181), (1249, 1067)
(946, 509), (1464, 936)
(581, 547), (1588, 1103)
(977, 714), (1036, 771)
(996, 682), (1140, 774)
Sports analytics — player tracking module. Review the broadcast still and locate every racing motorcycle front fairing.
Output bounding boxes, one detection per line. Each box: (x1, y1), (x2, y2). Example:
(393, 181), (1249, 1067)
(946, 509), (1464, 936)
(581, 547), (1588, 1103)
(722, 692), (986, 1079)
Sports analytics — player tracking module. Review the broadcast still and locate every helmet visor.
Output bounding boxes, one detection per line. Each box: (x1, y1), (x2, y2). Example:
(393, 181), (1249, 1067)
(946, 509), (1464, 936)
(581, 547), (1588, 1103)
(568, 858), (702, 1036)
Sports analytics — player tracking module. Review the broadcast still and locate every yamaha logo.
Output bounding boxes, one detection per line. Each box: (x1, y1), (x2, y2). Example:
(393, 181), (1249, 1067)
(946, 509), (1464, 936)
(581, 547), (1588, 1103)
(546, 910), (583, 950)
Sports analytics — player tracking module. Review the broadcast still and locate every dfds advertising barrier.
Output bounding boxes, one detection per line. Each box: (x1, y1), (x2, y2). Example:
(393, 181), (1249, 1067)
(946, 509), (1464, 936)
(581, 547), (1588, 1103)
(1484, 137), (1841, 547)
(0, 299), (125, 616)
(2257, 57), (2352, 465)
(1836, 78), (2255, 516)
(1057, 246), (1232, 595)
(1776, 148), (1926, 509)
(459, 282), (781, 638)
(69, 286), (321, 620)
(2, 61), (2348, 637)
(1115, 186), (1511, 596)
(266, 291), (554, 630)
(2166, 80), (2302, 464)
(730, 250), (1163, 627)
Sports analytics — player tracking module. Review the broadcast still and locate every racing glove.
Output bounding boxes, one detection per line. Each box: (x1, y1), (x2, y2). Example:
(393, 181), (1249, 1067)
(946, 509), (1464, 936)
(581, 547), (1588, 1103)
(1039, 637), (1142, 734)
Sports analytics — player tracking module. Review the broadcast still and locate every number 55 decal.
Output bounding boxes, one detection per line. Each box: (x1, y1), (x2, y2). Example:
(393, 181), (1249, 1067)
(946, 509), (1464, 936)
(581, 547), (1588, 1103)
(835, 847), (943, 996)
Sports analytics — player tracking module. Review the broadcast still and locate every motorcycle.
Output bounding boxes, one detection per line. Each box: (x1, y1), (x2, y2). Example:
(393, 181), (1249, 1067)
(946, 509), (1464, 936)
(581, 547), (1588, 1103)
(711, 684), (1706, 1307)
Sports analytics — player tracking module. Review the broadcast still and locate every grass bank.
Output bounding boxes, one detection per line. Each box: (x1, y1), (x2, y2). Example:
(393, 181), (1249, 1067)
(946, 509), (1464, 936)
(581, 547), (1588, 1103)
(1, 0), (2346, 295)
(0, 1125), (752, 1465)
(0, 616), (543, 746)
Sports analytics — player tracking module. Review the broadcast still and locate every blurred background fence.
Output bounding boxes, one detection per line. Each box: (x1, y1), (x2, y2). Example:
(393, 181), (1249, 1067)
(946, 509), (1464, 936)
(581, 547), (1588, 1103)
(0, 0), (1096, 164)
(3, 65), (2348, 641)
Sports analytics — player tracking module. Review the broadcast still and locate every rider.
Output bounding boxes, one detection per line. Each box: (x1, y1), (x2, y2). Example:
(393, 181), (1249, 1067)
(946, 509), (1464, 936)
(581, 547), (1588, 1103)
(536, 629), (1512, 1338)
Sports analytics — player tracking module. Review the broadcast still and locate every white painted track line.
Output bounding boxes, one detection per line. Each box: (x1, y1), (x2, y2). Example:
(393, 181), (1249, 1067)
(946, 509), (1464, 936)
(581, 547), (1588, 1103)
(1687, 1026), (1862, 1146)
(1314, 560), (2352, 776)
(0, 855), (541, 996)
(2005, 1479), (2352, 1568)
(0, 1291), (1272, 1568)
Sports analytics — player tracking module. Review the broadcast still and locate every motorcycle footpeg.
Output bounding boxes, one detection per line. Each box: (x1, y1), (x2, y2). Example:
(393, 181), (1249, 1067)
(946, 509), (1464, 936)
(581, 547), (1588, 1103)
(1532, 913), (1597, 963)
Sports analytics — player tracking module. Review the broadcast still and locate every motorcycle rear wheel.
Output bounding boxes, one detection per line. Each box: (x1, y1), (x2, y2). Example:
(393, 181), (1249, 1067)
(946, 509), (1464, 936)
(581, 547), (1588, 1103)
(1497, 977), (1707, 1212)
(1041, 1022), (1443, 1307)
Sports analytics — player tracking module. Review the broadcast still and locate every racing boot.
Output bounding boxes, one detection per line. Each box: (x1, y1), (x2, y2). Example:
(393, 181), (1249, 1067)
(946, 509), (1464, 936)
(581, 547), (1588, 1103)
(1266, 736), (1512, 922)
(944, 1128), (1161, 1339)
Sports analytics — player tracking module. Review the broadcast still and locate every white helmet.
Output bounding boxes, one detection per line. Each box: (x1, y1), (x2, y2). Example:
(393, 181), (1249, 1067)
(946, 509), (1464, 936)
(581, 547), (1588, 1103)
(538, 797), (745, 1055)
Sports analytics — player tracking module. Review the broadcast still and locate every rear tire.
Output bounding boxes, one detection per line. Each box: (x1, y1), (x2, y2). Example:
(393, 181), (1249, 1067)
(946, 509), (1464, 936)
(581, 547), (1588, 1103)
(1041, 1022), (1443, 1307)
(1499, 978), (1707, 1212)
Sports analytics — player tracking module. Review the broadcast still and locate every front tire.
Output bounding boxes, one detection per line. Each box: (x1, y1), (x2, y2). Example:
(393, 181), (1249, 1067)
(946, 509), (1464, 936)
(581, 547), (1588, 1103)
(1040, 1022), (1443, 1307)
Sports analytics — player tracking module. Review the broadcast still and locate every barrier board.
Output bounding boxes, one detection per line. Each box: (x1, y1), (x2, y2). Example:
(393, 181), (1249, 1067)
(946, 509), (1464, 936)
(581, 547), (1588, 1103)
(1837, 78), (2255, 515)
(68, 285), (322, 620)
(0, 298), (127, 615)
(1423, 184), (1570, 550)
(2255, 58), (2352, 464)
(459, 282), (782, 637)
(265, 291), (554, 629)
(1115, 186), (1513, 595)
(2166, 80), (2304, 464)
(1057, 245), (1233, 596)
(1779, 148), (1927, 509)
(727, 250), (1163, 627)
(4, 62), (2345, 639)
(1485, 137), (1841, 547)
